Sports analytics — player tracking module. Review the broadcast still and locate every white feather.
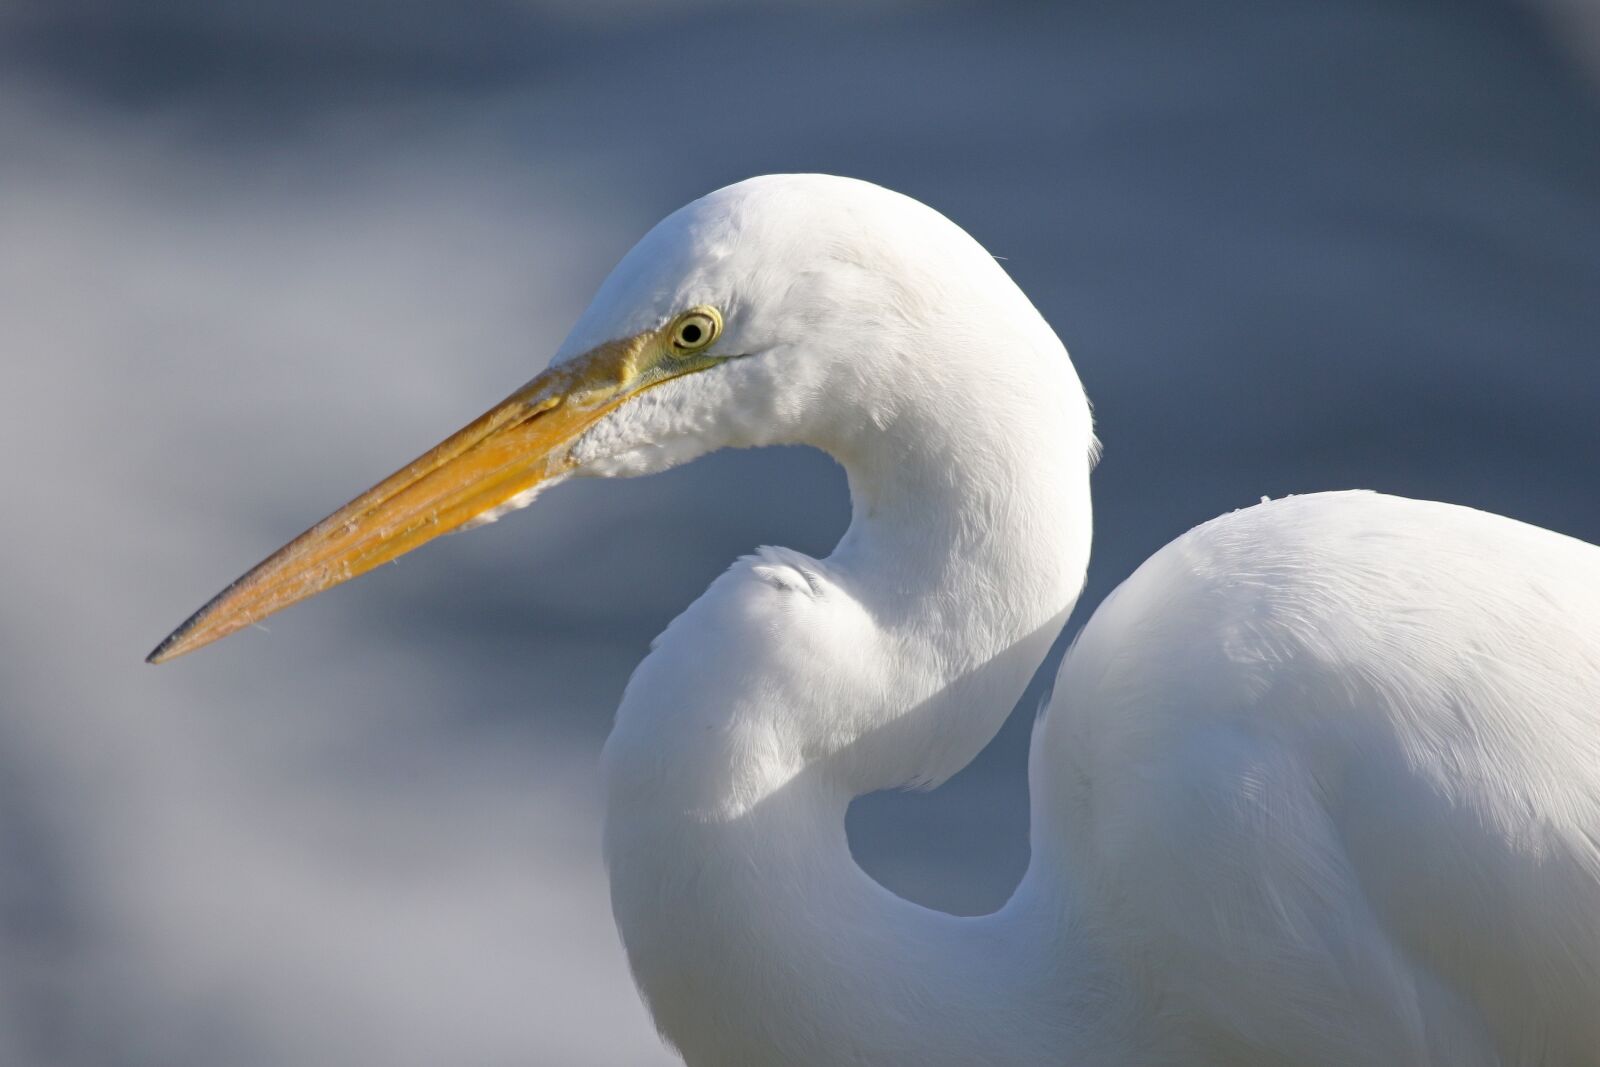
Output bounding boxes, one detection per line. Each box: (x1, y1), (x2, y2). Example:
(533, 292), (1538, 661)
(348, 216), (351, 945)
(541, 175), (1600, 1065)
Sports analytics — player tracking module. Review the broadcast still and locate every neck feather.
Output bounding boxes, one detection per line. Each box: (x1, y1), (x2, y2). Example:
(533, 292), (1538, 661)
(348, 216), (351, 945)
(603, 344), (1106, 1064)
(610, 763), (1122, 1066)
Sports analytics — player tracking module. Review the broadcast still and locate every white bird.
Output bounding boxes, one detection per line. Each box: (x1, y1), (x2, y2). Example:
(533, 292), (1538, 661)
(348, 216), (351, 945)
(150, 175), (1600, 1066)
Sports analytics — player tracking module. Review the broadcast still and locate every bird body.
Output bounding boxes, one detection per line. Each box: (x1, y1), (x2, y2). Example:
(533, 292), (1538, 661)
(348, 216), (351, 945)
(1033, 491), (1600, 1066)
(153, 175), (1600, 1065)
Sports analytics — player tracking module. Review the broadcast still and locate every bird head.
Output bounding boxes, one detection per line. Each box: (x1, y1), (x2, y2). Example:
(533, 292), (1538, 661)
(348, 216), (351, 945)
(148, 174), (1076, 664)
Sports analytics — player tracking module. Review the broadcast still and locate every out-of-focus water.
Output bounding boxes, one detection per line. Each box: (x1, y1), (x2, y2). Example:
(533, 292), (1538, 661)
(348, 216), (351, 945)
(1, 1), (1596, 1063)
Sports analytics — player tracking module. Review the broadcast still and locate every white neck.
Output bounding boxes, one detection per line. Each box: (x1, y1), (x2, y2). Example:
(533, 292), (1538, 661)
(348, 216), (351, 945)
(601, 347), (1123, 1065)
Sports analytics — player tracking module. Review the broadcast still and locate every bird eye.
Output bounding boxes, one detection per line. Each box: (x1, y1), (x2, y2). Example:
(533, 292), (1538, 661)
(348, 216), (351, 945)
(669, 307), (721, 354)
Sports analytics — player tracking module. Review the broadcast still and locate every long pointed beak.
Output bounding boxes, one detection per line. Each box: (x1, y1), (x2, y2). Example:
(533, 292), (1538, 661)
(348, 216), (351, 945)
(147, 334), (649, 664)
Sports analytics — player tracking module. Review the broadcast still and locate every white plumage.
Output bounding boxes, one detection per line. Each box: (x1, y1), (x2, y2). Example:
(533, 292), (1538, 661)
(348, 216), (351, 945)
(589, 176), (1600, 1065)
(157, 173), (1600, 1065)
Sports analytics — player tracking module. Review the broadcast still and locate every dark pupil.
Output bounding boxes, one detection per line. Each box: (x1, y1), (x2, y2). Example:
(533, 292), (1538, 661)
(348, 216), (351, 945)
(680, 323), (703, 344)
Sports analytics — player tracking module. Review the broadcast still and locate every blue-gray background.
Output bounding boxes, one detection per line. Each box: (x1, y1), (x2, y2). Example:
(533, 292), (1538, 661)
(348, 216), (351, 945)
(2, 1), (1597, 1063)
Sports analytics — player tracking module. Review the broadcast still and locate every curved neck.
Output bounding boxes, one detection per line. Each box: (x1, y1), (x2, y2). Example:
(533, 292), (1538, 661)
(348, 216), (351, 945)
(819, 351), (1095, 794)
(603, 347), (1113, 1064)
(609, 763), (1117, 1066)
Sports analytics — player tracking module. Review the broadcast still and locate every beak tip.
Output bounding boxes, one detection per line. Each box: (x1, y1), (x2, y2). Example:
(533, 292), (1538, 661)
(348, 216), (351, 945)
(147, 611), (208, 665)
(145, 633), (181, 665)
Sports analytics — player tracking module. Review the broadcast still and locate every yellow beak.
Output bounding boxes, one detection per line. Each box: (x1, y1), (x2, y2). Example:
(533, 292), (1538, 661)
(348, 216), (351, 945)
(148, 331), (659, 664)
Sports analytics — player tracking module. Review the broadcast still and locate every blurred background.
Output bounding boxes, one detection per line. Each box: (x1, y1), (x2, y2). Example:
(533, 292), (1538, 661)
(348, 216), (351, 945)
(1, 0), (1597, 1063)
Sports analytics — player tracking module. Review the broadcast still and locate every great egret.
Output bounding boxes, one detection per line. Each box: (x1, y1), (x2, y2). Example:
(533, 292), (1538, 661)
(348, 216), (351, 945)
(150, 175), (1600, 1066)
